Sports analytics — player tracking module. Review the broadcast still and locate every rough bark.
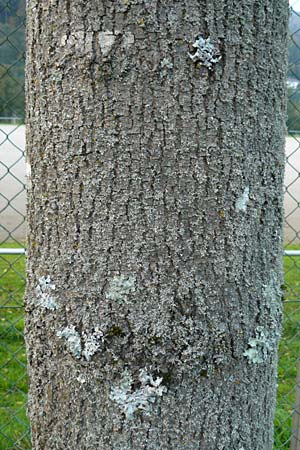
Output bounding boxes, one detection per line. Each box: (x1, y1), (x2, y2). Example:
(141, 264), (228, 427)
(25, 1), (288, 449)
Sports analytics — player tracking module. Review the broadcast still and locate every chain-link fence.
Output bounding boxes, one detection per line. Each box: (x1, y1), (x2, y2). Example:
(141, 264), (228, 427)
(0, 1), (28, 449)
(1, 1), (300, 449)
(276, 4), (300, 449)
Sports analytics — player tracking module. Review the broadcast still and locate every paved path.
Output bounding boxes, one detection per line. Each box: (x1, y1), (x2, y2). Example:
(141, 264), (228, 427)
(0, 124), (299, 244)
(0, 125), (26, 243)
(285, 136), (300, 244)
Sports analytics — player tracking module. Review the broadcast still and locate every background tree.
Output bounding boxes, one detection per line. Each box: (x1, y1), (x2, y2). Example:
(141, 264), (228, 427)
(25, 1), (288, 449)
(0, 0), (25, 118)
(289, 9), (300, 80)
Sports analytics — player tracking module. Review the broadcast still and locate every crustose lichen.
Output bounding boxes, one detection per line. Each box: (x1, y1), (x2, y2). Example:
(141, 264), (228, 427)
(106, 274), (136, 302)
(235, 186), (250, 212)
(110, 368), (166, 420)
(189, 35), (222, 70)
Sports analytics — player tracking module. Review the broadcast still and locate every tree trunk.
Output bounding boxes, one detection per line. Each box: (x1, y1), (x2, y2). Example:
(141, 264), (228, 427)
(25, 1), (288, 449)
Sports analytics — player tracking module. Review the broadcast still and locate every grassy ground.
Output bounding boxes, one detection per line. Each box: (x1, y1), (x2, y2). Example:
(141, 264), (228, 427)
(0, 243), (28, 450)
(0, 244), (299, 449)
(275, 245), (300, 449)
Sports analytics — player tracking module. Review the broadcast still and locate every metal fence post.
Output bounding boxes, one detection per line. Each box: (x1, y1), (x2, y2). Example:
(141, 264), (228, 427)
(290, 362), (300, 450)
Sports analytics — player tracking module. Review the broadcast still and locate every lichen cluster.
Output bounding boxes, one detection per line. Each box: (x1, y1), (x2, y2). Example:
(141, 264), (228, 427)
(110, 368), (166, 420)
(106, 274), (136, 302)
(36, 275), (58, 310)
(243, 326), (273, 364)
(56, 326), (82, 359)
(38, 271), (278, 397)
(82, 328), (104, 361)
(56, 326), (104, 361)
(189, 35), (221, 69)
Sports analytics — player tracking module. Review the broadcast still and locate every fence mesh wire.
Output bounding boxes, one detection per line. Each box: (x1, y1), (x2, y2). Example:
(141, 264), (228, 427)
(1, 1), (300, 449)
(0, 1), (28, 448)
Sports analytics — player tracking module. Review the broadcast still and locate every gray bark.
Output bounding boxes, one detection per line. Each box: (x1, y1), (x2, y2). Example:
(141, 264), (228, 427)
(25, 1), (288, 449)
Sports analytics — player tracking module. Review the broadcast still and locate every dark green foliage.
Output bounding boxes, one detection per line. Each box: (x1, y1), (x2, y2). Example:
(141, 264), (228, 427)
(289, 9), (300, 81)
(0, 0), (25, 119)
(288, 10), (300, 132)
(288, 86), (300, 131)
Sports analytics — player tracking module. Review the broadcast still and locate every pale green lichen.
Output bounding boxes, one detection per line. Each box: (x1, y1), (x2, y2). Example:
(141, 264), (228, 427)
(161, 58), (173, 69)
(36, 275), (58, 310)
(235, 186), (250, 212)
(110, 368), (166, 420)
(160, 58), (174, 78)
(263, 270), (281, 304)
(106, 274), (136, 302)
(57, 326), (82, 358)
(189, 35), (222, 69)
(243, 326), (272, 364)
(57, 326), (105, 361)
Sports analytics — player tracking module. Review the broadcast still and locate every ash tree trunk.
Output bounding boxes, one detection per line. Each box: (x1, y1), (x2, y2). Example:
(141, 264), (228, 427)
(25, 1), (288, 449)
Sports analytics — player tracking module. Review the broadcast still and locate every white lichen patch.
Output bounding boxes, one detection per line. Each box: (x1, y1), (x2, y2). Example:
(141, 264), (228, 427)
(98, 31), (116, 56)
(235, 186), (250, 212)
(82, 328), (104, 361)
(110, 368), (166, 420)
(57, 326), (82, 359)
(160, 58), (173, 77)
(76, 375), (87, 384)
(161, 58), (173, 69)
(106, 274), (136, 302)
(36, 275), (58, 310)
(189, 35), (222, 69)
(57, 324), (105, 361)
(123, 31), (135, 48)
(261, 270), (283, 339)
(60, 34), (67, 46)
(263, 270), (281, 304)
(243, 326), (272, 364)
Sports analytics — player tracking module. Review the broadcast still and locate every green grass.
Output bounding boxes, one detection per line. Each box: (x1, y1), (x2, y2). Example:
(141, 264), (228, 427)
(0, 243), (299, 449)
(0, 242), (29, 450)
(274, 245), (300, 449)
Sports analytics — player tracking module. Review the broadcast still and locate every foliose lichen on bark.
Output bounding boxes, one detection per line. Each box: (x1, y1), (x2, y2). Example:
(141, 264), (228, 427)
(243, 326), (273, 364)
(110, 368), (166, 420)
(188, 35), (222, 69)
(57, 326), (82, 358)
(82, 328), (104, 361)
(36, 275), (58, 310)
